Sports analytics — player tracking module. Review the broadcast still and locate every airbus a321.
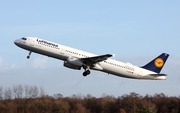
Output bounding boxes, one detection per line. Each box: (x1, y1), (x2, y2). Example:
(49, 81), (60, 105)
(14, 37), (169, 80)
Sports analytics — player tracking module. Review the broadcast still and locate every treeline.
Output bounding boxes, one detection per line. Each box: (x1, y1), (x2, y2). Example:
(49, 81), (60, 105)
(0, 85), (45, 99)
(0, 85), (180, 113)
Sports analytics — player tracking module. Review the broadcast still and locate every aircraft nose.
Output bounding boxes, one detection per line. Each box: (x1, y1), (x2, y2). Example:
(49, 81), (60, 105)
(14, 39), (19, 46)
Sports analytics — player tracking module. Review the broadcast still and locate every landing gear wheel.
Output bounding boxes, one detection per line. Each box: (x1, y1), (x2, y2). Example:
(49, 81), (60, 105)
(27, 51), (32, 59)
(83, 70), (91, 77)
(86, 70), (90, 75)
(27, 56), (30, 59)
(83, 72), (87, 76)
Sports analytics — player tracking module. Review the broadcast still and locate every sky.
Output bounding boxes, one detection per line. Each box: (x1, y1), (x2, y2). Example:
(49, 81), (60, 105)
(0, 0), (180, 97)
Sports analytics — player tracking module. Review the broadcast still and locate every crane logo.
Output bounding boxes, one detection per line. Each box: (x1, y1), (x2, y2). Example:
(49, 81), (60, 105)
(154, 58), (164, 68)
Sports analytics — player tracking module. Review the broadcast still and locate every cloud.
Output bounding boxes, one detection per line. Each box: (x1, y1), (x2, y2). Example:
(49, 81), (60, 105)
(27, 57), (48, 69)
(0, 57), (19, 72)
(0, 56), (49, 72)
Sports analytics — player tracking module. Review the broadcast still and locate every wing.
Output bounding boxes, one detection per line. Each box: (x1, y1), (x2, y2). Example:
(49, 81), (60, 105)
(81, 54), (112, 66)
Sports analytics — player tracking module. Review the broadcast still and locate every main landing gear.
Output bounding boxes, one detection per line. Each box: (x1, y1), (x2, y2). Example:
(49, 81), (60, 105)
(82, 66), (91, 77)
(27, 51), (32, 59)
(83, 70), (90, 77)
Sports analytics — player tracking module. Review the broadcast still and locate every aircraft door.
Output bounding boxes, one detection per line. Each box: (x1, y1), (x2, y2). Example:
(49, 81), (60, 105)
(60, 46), (65, 55)
(28, 38), (34, 47)
(137, 69), (142, 77)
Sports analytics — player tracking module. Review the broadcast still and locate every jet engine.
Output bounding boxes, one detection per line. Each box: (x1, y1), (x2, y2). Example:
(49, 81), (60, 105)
(63, 57), (83, 70)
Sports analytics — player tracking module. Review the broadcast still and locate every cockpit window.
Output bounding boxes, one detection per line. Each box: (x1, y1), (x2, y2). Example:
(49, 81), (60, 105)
(22, 37), (27, 40)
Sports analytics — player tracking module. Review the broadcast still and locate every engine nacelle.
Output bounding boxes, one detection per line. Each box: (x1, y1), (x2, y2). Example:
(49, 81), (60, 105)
(63, 57), (83, 70)
(63, 61), (81, 70)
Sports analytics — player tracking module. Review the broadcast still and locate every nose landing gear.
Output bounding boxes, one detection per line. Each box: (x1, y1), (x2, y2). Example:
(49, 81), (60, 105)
(27, 52), (32, 59)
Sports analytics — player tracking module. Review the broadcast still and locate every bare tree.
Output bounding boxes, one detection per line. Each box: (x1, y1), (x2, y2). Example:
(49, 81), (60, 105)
(31, 86), (38, 98)
(4, 88), (12, 100)
(24, 85), (39, 98)
(24, 85), (29, 98)
(0, 86), (3, 100)
(85, 94), (92, 99)
(13, 85), (18, 99)
(13, 84), (23, 99)
(53, 93), (63, 99)
(39, 86), (46, 97)
(17, 84), (23, 98)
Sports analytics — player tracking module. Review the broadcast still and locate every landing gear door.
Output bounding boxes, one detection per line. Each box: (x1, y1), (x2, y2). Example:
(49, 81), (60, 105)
(28, 38), (34, 47)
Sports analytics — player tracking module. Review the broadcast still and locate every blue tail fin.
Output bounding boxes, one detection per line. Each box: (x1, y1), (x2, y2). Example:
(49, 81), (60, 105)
(141, 53), (169, 73)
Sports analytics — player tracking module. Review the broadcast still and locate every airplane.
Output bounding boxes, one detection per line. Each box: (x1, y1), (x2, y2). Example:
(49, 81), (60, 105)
(14, 37), (169, 80)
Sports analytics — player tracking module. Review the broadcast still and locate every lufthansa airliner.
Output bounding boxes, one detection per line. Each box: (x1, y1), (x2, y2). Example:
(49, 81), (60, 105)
(14, 37), (169, 80)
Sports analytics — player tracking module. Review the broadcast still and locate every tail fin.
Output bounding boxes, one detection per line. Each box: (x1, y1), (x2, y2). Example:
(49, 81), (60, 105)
(141, 53), (169, 73)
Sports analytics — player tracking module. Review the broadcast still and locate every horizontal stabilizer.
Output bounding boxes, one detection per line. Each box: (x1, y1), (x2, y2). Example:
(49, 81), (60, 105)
(149, 74), (167, 76)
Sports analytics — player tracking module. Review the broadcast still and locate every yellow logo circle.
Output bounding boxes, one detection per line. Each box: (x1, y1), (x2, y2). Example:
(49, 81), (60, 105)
(154, 58), (164, 68)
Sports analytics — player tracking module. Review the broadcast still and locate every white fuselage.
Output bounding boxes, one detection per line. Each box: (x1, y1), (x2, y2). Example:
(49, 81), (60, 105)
(14, 37), (166, 80)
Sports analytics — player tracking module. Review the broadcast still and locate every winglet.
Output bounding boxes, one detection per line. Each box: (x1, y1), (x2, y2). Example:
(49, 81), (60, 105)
(112, 54), (116, 57)
(141, 53), (169, 73)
